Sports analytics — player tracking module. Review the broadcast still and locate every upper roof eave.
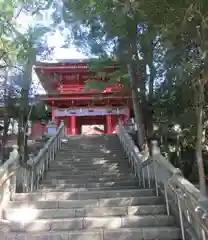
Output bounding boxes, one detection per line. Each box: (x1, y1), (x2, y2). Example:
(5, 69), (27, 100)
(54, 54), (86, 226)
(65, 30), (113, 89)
(35, 59), (93, 67)
(34, 58), (118, 68)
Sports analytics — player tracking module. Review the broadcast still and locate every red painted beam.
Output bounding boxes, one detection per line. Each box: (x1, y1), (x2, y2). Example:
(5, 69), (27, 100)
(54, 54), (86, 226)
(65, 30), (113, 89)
(35, 64), (116, 70)
(35, 66), (116, 74)
(46, 96), (130, 101)
(56, 85), (123, 93)
(37, 90), (129, 97)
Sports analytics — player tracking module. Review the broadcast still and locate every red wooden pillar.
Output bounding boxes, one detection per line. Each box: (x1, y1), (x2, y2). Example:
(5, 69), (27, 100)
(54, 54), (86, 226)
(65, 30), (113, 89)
(111, 115), (118, 133)
(66, 117), (71, 135)
(71, 115), (77, 135)
(52, 111), (55, 121)
(106, 115), (112, 134)
(52, 101), (55, 121)
(76, 117), (81, 134)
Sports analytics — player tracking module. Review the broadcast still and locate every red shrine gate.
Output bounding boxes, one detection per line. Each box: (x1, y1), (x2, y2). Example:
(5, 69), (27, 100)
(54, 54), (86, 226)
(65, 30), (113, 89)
(35, 59), (132, 135)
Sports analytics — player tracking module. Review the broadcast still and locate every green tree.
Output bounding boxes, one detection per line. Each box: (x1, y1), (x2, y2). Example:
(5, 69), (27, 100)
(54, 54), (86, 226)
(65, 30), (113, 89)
(63, 0), (158, 153)
(61, 0), (208, 195)
(13, 26), (49, 163)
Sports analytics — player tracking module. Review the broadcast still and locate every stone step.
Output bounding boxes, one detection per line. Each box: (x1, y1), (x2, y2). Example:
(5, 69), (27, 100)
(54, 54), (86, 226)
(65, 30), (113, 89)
(41, 177), (138, 185)
(42, 174), (136, 181)
(62, 137), (120, 140)
(48, 163), (131, 170)
(5, 205), (166, 220)
(13, 189), (155, 201)
(55, 158), (128, 165)
(61, 147), (123, 150)
(57, 150), (126, 154)
(8, 215), (176, 232)
(6, 227), (181, 240)
(60, 148), (124, 151)
(63, 137), (120, 140)
(52, 161), (129, 166)
(62, 136), (118, 139)
(52, 156), (128, 161)
(46, 168), (132, 173)
(6, 134), (180, 239)
(7, 196), (164, 209)
(50, 170), (131, 175)
(47, 168), (132, 174)
(51, 161), (129, 167)
(60, 143), (122, 146)
(61, 146), (124, 149)
(60, 144), (122, 148)
(57, 152), (126, 156)
(61, 142), (122, 145)
(50, 160), (130, 165)
(39, 180), (139, 189)
(59, 150), (124, 153)
(38, 185), (140, 192)
(60, 147), (124, 151)
(62, 137), (120, 141)
(58, 151), (126, 155)
(45, 169), (133, 175)
(59, 149), (125, 152)
(46, 169), (132, 175)
(59, 152), (125, 155)
(43, 174), (135, 181)
(44, 173), (134, 179)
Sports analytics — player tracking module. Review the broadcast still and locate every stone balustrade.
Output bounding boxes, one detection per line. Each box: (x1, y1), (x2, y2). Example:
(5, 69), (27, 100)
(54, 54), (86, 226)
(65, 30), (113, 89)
(0, 119), (208, 240)
(0, 121), (65, 224)
(116, 121), (208, 240)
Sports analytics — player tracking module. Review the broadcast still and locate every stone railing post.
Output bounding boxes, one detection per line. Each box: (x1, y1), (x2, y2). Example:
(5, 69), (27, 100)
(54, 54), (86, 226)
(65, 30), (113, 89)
(0, 145), (19, 214)
(30, 121), (64, 191)
(117, 121), (208, 239)
(151, 140), (160, 155)
(151, 140), (160, 196)
(0, 145), (20, 238)
(9, 145), (19, 200)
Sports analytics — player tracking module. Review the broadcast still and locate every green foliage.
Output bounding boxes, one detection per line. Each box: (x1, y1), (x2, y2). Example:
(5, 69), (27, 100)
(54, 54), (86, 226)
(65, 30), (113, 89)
(83, 57), (129, 90)
(0, 0), (51, 68)
(30, 103), (50, 121)
(0, 0), (27, 65)
(61, 0), (208, 180)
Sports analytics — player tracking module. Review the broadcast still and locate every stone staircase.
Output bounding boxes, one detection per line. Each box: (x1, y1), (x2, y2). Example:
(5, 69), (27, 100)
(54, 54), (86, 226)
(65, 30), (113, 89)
(5, 134), (181, 239)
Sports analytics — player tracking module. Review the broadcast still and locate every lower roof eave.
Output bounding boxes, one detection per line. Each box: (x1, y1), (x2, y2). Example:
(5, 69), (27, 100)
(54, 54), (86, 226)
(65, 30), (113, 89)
(36, 96), (131, 101)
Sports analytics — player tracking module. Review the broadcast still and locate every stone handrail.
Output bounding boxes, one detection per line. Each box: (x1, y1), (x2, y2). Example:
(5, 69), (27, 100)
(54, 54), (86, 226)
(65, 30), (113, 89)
(116, 121), (208, 240)
(29, 121), (65, 191)
(0, 145), (19, 220)
(0, 121), (65, 221)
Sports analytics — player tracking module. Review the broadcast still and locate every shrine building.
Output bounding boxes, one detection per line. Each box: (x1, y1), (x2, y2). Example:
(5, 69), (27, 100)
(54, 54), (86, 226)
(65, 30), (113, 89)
(35, 59), (132, 135)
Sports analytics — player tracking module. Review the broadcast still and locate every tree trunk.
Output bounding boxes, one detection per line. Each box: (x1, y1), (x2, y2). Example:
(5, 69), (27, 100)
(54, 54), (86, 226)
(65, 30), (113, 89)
(195, 80), (206, 196)
(18, 52), (34, 164)
(127, 62), (146, 150)
(1, 70), (9, 162)
(1, 114), (10, 163)
(18, 88), (29, 163)
(126, 25), (146, 151)
(145, 109), (154, 156)
(145, 40), (155, 156)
